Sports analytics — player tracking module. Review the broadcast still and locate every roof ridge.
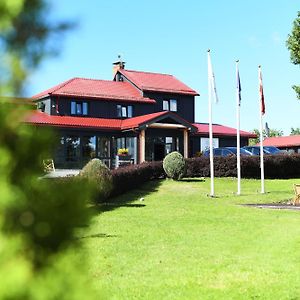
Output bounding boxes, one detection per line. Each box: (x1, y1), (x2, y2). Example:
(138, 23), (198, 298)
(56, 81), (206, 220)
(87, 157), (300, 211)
(121, 69), (174, 77)
(70, 77), (128, 83)
(193, 122), (222, 126)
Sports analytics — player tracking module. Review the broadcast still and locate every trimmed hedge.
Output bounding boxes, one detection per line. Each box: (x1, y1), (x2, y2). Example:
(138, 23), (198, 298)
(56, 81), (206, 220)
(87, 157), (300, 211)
(110, 161), (165, 197)
(186, 154), (300, 179)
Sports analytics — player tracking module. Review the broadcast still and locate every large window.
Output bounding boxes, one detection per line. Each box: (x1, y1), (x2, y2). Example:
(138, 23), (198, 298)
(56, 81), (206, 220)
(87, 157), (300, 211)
(65, 136), (80, 161)
(163, 99), (177, 112)
(98, 137), (111, 158)
(117, 105), (133, 118)
(82, 136), (96, 163)
(71, 101), (88, 116)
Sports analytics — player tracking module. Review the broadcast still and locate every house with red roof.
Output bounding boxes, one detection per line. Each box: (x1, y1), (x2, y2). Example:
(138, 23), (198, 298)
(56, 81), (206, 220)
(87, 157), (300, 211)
(27, 59), (255, 169)
(261, 135), (300, 153)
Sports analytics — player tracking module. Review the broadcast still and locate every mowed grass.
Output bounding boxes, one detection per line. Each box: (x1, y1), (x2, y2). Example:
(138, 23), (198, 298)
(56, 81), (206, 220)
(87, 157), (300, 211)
(79, 178), (300, 299)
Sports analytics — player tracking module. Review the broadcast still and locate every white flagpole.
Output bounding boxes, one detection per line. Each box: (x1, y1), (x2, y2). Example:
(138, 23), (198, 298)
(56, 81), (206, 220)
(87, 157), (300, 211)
(208, 50), (214, 197)
(236, 61), (241, 195)
(259, 65), (265, 194)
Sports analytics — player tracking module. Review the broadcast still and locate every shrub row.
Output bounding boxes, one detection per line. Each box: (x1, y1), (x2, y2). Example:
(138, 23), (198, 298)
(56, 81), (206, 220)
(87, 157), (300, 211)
(63, 154), (300, 203)
(186, 154), (300, 179)
(110, 161), (165, 197)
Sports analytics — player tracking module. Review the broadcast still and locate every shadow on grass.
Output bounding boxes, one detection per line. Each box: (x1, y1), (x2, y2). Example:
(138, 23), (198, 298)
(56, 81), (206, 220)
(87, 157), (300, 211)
(92, 179), (163, 214)
(180, 178), (205, 183)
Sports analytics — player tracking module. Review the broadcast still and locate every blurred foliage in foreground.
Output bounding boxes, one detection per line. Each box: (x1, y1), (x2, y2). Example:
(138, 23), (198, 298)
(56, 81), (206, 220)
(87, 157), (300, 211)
(0, 0), (74, 96)
(0, 101), (97, 299)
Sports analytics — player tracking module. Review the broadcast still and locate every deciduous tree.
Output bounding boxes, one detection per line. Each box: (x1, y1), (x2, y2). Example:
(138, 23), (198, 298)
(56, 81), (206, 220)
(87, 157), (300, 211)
(291, 127), (300, 135)
(287, 11), (300, 99)
(249, 128), (283, 145)
(0, 0), (74, 95)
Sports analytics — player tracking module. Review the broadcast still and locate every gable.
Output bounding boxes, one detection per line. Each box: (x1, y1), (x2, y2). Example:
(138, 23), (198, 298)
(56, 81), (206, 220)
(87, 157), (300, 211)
(117, 69), (199, 96)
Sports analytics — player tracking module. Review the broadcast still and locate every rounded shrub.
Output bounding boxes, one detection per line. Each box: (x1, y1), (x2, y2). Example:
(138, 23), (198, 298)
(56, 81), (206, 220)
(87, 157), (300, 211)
(80, 158), (113, 202)
(163, 151), (186, 180)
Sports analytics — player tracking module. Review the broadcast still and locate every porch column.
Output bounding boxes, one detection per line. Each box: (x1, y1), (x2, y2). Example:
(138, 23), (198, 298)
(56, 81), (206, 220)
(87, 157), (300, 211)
(183, 129), (189, 158)
(139, 129), (145, 163)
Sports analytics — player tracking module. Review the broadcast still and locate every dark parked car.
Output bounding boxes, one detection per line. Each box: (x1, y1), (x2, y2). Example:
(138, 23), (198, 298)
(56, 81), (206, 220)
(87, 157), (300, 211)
(242, 146), (282, 155)
(203, 147), (252, 157)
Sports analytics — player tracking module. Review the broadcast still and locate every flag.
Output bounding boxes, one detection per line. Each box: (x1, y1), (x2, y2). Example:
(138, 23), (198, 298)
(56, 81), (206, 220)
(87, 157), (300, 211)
(208, 51), (219, 103)
(236, 64), (241, 106)
(259, 66), (265, 115)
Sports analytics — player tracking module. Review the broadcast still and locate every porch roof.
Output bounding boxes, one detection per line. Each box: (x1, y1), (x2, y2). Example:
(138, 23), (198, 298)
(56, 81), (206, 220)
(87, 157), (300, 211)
(25, 111), (196, 132)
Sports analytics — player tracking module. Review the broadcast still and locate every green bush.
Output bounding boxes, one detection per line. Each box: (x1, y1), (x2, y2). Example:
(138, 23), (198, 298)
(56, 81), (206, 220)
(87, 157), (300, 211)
(0, 102), (98, 299)
(80, 158), (113, 202)
(163, 151), (186, 180)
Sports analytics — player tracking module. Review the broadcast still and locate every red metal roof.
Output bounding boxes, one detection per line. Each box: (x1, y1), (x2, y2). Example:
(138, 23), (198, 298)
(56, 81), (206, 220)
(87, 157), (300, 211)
(26, 111), (122, 130)
(26, 111), (196, 132)
(261, 135), (300, 148)
(121, 111), (168, 129)
(26, 112), (254, 139)
(119, 69), (199, 96)
(32, 77), (156, 104)
(193, 123), (256, 138)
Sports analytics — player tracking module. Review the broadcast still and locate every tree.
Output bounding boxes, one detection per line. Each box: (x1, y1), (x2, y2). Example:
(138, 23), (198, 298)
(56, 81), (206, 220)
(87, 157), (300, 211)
(249, 128), (283, 145)
(291, 127), (300, 135)
(0, 0), (74, 95)
(286, 11), (300, 99)
(0, 2), (98, 299)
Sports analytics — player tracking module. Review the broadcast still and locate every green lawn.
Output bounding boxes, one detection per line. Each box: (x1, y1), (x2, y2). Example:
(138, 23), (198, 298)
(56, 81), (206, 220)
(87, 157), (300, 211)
(79, 178), (300, 299)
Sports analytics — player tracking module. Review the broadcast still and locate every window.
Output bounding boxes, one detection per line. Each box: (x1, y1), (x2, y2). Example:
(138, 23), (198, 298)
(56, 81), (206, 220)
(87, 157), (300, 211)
(37, 101), (46, 112)
(163, 99), (177, 112)
(170, 99), (177, 112)
(71, 102), (76, 115)
(65, 136), (80, 161)
(71, 101), (88, 116)
(127, 105), (133, 118)
(117, 105), (133, 118)
(163, 100), (169, 111)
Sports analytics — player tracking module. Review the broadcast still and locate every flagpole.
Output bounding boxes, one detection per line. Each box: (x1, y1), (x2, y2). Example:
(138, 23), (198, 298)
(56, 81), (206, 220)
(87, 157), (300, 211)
(236, 60), (241, 195)
(208, 49), (214, 197)
(259, 65), (265, 194)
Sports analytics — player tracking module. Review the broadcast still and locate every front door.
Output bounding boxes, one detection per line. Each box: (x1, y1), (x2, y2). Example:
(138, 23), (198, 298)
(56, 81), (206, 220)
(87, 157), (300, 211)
(154, 143), (165, 161)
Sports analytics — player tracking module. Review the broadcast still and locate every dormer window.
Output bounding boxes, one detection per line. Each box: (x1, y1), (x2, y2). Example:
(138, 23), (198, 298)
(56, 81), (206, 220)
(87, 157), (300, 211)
(163, 99), (177, 112)
(117, 105), (133, 118)
(71, 101), (88, 116)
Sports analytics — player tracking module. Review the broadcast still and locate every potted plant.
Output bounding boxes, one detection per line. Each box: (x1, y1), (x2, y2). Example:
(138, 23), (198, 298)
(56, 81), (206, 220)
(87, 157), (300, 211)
(117, 148), (131, 160)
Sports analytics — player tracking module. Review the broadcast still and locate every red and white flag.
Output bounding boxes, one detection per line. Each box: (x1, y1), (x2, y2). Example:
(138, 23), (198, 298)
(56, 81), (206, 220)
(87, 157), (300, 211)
(259, 66), (265, 115)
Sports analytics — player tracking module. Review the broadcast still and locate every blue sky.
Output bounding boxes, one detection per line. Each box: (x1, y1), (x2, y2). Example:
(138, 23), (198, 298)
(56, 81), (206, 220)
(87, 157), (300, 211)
(28, 0), (299, 135)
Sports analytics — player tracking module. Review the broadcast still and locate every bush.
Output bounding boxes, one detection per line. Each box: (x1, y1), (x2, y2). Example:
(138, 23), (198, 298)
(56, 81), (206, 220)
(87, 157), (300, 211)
(110, 161), (165, 197)
(0, 103), (97, 299)
(80, 158), (113, 202)
(163, 151), (186, 180)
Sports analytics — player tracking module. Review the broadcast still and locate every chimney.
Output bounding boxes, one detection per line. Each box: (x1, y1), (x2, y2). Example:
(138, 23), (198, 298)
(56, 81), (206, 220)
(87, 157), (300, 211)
(113, 55), (126, 81)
